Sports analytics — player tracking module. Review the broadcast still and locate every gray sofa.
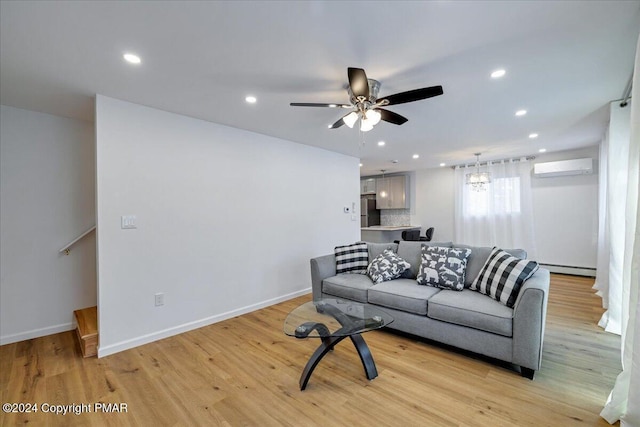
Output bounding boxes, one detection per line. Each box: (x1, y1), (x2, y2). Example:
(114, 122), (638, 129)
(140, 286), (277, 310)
(310, 241), (550, 379)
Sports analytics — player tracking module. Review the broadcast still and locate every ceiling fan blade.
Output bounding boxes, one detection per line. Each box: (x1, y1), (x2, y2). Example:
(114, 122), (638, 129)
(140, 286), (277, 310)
(348, 67), (369, 99)
(380, 86), (443, 106)
(290, 103), (350, 108)
(328, 116), (346, 129)
(378, 108), (408, 125)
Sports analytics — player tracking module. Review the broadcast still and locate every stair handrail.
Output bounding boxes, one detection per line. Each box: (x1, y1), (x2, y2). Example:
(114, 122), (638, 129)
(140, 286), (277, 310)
(59, 225), (96, 255)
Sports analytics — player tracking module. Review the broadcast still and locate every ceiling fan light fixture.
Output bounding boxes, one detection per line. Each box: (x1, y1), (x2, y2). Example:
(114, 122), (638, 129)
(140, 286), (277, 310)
(360, 118), (374, 132)
(343, 111), (358, 128)
(289, 67), (443, 133)
(365, 109), (382, 126)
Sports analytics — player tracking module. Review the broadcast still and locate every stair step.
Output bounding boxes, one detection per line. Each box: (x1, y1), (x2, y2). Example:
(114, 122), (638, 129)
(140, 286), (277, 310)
(74, 306), (97, 358)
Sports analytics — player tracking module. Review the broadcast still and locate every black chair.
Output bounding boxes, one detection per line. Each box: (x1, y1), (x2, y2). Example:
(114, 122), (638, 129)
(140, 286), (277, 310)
(401, 230), (421, 241)
(419, 227), (434, 242)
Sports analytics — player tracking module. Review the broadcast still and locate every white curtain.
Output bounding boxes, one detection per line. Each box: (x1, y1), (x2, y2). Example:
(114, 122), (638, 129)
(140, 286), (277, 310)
(593, 130), (611, 326)
(596, 102), (631, 335)
(600, 34), (640, 426)
(454, 158), (536, 257)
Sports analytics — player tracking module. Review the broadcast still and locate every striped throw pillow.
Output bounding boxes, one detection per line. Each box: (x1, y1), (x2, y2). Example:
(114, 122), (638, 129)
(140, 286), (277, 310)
(335, 242), (368, 274)
(470, 247), (539, 308)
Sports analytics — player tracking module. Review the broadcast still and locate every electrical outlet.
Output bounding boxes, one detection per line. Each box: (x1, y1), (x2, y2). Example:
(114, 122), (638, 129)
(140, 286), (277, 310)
(155, 293), (164, 306)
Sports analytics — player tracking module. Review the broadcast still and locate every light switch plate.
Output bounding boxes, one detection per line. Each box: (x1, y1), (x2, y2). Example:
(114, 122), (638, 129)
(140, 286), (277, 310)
(121, 215), (137, 229)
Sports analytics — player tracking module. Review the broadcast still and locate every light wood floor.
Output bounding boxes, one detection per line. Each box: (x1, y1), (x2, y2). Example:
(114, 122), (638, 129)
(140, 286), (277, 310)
(1, 274), (620, 426)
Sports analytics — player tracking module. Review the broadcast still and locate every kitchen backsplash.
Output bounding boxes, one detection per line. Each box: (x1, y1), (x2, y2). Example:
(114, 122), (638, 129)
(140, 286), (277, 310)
(381, 209), (411, 226)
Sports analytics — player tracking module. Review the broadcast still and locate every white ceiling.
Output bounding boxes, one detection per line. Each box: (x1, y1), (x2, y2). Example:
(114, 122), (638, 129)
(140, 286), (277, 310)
(1, 1), (638, 175)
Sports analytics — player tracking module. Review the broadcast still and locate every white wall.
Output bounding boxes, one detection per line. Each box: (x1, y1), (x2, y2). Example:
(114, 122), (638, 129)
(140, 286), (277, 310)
(411, 146), (599, 268)
(0, 105), (96, 344)
(411, 166), (456, 242)
(95, 96), (360, 356)
(531, 146), (599, 269)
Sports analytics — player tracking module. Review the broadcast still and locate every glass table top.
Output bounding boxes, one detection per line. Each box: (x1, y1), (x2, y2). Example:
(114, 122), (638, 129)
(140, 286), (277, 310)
(283, 298), (394, 338)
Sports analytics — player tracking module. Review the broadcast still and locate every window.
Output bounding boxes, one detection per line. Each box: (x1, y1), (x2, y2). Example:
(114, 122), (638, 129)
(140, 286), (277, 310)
(464, 177), (521, 217)
(454, 159), (535, 252)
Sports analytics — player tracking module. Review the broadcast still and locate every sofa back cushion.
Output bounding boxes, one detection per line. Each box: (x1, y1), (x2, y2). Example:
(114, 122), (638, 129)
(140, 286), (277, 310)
(457, 244), (527, 288)
(367, 242), (399, 261)
(398, 241), (453, 279)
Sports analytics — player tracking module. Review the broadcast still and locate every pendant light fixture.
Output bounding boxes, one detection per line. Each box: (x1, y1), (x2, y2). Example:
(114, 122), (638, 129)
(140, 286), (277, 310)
(466, 153), (491, 191)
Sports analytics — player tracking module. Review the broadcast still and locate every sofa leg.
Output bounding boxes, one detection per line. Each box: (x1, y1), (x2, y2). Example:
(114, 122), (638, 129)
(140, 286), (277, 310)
(520, 367), (535, 380)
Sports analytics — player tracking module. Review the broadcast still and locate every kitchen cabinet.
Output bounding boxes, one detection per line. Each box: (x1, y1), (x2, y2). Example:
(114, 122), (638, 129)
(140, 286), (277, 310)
(360, 178), (376, 194)
(376, 175), (408, 209)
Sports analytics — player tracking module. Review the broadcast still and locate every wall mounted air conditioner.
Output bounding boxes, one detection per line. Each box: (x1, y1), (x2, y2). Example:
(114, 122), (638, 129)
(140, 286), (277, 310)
(533, 158), (593, 178)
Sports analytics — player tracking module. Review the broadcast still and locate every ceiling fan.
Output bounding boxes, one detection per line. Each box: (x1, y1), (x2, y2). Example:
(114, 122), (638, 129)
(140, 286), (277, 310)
(290, 67), (443, 132)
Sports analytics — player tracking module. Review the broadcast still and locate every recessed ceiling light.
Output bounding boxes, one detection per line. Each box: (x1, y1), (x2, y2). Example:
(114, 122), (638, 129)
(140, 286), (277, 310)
(378, 141), (385, 146)
(412, 154), (420, 159)
(123, 53), (141, 64)
(539, 148), (547, 153)
(359, 163), (363, 167)
(491, 69), (506, 78)
(529, 133), (539, 139)
(245, 96), (257, 104)
(515, 109), (527, 116)
(440, 163), (446, 167)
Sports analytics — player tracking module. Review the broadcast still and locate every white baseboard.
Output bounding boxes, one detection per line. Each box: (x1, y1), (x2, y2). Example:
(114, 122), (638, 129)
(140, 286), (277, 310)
(540, 264), (596, 277)
(97, 287), (311, 358)
(0, 322), (75, 345)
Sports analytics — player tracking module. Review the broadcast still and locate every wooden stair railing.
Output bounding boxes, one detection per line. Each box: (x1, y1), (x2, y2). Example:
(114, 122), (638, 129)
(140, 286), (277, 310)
(74, 306), (98, 357)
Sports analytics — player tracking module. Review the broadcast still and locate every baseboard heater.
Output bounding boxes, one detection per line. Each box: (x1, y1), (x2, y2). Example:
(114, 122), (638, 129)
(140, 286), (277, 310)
(539, 263), (596, 277)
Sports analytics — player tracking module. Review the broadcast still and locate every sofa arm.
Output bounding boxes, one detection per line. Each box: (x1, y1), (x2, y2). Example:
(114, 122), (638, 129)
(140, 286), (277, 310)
(310, 254), (336, 301)
(512, 268), (550, 372)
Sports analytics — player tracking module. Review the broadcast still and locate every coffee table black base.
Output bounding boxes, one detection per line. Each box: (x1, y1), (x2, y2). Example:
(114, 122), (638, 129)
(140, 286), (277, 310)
(299, 332), (378, 390)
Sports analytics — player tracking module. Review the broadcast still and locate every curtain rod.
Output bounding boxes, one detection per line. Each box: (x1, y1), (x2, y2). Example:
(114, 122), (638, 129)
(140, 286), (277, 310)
(620, 71), (633, 107)
(451, 155), (536, 169)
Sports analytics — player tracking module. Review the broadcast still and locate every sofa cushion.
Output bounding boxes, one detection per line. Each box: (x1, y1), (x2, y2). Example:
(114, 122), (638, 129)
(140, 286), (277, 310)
(322, 274), (374, 303)
(471, 247), (539, 308)
(334, 242), (368, 274)
(416, 246), (472, 291)
(428, 290), (513, 337)
(368, 279), (441, 315)
(367, 242), (399, 261)
(457, 245), (527, 288)
(366, 250), (411, 284)
(398, 241), (453, 279)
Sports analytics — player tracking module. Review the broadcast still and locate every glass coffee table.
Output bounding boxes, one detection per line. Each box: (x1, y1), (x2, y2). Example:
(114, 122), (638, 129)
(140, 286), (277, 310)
(284, 298), (393, 390)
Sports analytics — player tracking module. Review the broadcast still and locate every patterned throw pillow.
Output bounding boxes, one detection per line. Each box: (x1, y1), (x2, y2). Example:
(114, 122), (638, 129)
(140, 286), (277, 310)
(335, 242), (368, 274)
(471, 247), (539, 307)
(416, 246), (472, 291)
(366, 249), (411, 284)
